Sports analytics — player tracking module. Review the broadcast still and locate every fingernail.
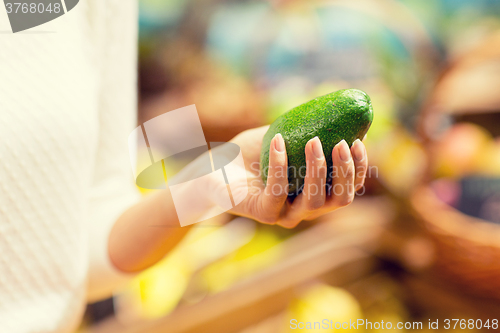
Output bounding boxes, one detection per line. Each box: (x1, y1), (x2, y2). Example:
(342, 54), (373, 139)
(352, 139), (365, 162)
(337, 140), (351, 162)
(311, 137), (323, 159)
(274, 133), (285, 152)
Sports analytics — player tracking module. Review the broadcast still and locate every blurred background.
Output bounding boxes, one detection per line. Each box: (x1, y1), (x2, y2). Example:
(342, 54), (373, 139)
(82, 0), (500, 332)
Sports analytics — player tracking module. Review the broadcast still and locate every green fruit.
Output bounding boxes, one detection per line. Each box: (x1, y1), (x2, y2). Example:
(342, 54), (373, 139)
(260, 89), (373, 195)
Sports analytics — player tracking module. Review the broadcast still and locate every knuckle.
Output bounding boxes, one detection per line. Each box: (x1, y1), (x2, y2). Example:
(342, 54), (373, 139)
(261, 214), (279, 224)
(339, 194), (354, 207)
(267, 183), (288, 198)
(356, 164), (367, 172)
(345, 167), (355, 179)
(355, 165), (367, 179)
(272, 166), (288, 178)
(306, 200), (324, 211)
(270, 190), (287, 201)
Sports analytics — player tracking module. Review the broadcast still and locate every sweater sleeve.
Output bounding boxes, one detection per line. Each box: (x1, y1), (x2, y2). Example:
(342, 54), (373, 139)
(86, 0), (141, 302)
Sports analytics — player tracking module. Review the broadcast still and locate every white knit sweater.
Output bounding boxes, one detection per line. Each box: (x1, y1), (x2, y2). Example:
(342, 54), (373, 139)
(0, 1), (140, 332)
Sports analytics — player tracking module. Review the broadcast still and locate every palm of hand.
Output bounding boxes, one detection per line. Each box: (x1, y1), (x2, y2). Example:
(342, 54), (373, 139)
(226, 126), (368, 228)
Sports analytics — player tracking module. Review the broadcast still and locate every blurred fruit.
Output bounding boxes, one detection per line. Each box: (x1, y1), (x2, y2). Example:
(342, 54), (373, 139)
(476, 137), (500, 177)
(117, 218), (254, 320)
(364, 296), (407, 333)
(369, 127), (427, 195)
(120, 257), (190, 319)
(432, 123), (492, 178)
(283, 284), (363, 332)
(200, 227), (283, 293)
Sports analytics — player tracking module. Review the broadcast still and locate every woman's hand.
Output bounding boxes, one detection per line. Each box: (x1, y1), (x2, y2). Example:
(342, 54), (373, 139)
(227, 126), (368, 228)
(109, 125), (368, 273)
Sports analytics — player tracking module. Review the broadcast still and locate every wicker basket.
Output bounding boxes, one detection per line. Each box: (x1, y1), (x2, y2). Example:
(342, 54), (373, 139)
(410, 30), (500, 299)
(410, 186), (500, 299)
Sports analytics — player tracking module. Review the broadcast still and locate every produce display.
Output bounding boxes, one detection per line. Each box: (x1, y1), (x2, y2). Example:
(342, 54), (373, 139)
(90, 0), (500, 332)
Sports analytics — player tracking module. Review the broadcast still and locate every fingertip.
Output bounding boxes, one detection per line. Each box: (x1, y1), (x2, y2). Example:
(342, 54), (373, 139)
(273, 133), (285, 153)
(351, 139), (366, 162)
(269, 133), (287, 170)
(306, 136), (324, 160)
(335, 139), (351, 162)
(267, 135), (289, 196)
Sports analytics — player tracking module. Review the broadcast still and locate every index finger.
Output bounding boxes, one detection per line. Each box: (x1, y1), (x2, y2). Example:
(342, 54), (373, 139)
(260, 134), (289, 223)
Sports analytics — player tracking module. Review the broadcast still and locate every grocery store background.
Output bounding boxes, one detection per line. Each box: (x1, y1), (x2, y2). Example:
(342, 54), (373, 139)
(83, 0), (500, 332)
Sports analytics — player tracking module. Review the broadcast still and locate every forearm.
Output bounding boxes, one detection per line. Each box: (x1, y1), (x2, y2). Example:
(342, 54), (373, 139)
(108, 187), (192, 273)
(108, 153), (219, 273)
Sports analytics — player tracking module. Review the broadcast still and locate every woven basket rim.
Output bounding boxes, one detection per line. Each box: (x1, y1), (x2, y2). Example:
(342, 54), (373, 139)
(410, 186), (500, 247)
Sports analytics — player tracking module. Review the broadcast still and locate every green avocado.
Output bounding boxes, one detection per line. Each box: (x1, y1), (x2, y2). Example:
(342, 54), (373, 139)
(260, 88), (373, 195)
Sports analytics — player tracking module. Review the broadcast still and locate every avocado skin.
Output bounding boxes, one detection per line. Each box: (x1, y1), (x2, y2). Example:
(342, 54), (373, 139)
(260, 89), (373, 195)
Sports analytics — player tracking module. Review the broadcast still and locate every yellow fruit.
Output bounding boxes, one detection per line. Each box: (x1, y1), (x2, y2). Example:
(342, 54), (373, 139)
(283, 284), (364, 332)
(433, 123), (491, 178)
(135, 257), (190, 318)
(201, 229), (282, 293)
